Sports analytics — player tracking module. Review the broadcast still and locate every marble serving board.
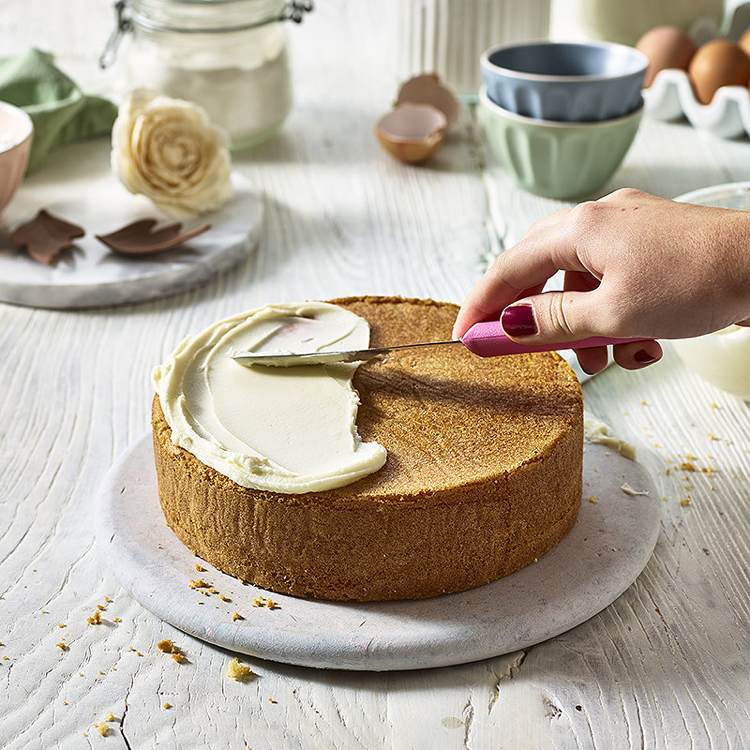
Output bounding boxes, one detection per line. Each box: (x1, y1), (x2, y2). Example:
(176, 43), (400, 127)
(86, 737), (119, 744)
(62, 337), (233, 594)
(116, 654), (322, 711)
(96, 434), (661, 672)
(0, 140), (262, 309)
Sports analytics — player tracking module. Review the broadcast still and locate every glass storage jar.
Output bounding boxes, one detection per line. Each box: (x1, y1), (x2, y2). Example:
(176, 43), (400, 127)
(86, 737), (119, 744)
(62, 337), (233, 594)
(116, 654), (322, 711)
(101, 0), (312, 149)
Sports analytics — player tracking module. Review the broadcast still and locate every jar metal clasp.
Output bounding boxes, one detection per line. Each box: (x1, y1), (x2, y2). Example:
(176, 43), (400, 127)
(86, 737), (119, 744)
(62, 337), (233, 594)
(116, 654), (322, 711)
(99, 0), (314, 69)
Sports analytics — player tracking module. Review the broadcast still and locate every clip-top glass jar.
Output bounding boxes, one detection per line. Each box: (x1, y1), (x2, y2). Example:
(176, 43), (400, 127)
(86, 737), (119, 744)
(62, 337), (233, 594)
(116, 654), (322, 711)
(101, 0), (313, 150)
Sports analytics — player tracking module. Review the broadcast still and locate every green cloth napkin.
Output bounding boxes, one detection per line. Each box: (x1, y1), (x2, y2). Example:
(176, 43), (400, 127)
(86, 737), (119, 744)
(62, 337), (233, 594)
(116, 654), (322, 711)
(0, 49), (117, 171)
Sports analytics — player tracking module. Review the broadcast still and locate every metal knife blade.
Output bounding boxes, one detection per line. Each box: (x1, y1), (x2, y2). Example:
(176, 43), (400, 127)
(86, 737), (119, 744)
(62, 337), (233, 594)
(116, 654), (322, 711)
(231, 339), (461, 367)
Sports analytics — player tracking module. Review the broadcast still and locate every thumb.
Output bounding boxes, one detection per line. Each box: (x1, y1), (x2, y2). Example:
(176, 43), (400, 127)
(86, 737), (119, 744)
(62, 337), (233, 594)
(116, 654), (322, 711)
(501, 290), (606, 343)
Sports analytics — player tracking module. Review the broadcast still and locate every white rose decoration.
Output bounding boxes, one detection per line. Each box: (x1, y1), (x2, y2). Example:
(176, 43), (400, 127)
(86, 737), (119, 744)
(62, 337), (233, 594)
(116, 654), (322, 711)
(111, 88), (233, 217)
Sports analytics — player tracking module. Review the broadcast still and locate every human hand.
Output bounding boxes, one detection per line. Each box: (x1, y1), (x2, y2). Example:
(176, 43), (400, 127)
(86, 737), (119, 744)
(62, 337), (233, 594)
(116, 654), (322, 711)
(453, 189), (750, 374)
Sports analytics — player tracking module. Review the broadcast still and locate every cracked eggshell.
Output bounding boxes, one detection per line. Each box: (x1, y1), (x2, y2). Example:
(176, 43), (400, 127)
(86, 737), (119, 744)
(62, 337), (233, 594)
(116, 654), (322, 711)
(396, 73), (460, 129)
(375, 103), (447, 164)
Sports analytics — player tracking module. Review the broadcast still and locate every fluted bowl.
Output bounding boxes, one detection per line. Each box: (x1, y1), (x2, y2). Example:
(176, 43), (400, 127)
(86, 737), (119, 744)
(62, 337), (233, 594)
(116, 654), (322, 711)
(481, 41), (647, 122)
(480, 87), (642, 199)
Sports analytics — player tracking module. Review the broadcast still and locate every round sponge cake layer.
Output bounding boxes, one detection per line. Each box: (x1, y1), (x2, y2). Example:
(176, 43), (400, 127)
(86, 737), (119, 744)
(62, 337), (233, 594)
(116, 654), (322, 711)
(153, 296), (583, 601)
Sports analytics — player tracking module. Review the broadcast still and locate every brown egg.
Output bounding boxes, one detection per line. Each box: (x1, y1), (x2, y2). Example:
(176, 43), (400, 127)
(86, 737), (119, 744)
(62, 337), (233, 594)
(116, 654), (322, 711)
(688, 39), (750, 104)
(739, 27), (750, 58)
(636, 26), (697, 87)
(375, 103), (447, 164)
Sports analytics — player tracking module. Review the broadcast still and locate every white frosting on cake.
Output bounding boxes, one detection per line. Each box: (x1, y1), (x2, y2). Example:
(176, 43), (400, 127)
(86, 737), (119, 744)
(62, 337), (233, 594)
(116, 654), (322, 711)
(153, 302), (386, 494)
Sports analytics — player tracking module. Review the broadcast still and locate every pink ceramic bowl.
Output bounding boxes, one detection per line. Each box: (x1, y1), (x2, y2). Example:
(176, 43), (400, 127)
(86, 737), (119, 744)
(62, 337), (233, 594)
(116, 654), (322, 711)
(0, 101), (33, 215)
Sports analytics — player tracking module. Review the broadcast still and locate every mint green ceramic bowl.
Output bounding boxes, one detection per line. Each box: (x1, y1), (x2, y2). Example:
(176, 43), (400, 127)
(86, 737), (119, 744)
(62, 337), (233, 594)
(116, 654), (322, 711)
(479, 87), (642, 200)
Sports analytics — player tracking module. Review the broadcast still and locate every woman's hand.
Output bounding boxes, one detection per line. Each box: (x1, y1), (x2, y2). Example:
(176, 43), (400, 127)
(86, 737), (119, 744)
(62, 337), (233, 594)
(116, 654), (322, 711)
(453, 189), (750, 374)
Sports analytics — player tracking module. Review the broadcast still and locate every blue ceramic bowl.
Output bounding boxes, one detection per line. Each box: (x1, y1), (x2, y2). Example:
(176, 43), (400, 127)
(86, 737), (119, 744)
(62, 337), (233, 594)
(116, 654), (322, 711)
(481, 41), (647, 122)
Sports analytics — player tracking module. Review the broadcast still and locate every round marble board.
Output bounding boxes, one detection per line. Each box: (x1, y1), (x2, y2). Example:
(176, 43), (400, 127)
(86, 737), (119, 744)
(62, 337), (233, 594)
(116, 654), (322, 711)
(0, 140), (262, 309)
(96, 435), (661, 672)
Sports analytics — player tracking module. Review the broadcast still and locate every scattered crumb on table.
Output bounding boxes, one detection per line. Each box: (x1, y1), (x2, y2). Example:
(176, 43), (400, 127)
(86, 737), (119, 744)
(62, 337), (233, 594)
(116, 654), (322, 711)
(227, 657), (254, 682)
(189, 579), (211, 589)
(157, 639), (187, 663)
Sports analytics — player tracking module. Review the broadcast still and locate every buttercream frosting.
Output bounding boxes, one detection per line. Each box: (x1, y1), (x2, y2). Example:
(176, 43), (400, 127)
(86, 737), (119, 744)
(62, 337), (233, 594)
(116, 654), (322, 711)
(153, 302), (387, 494)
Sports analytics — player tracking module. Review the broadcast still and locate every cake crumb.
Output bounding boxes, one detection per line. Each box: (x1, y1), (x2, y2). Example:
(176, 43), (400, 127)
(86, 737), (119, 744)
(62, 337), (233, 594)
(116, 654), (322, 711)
(58, 623), (66, 628)
(268, 696), (278, 704)
(680, 497), (693, 507)
(709, 401), (721, 410)
(157, 639), (186, 663)
(708, 432), (720, 441)
(266, 598), (279, 610)
(219, 595), (232, 603)
(95, 723), (109, 737)
(113, 617), (122, 623)
(587, 495), (599, 504)
(63, 700), (69, 705)
(232, 612), (244, 621)
(195, 564), (207, 573)
(105, 713), (117, 722)
(96, 604), (107, 612)
(189, 579), (211, 589)
(226, 658), (254, 682)
(56, 641), (68, 651)
(163, 703), (172, 710)
(87, 611), (102, 625)
(680, 462), (697, 472)
(104, 596), (113, 603)
(621, 483), (649, 497)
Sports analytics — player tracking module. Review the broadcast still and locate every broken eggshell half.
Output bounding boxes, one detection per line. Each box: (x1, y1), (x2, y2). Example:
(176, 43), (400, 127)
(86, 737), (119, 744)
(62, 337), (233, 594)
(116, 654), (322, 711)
(375, 103), (447, 164)
(396, 73), (460, 129)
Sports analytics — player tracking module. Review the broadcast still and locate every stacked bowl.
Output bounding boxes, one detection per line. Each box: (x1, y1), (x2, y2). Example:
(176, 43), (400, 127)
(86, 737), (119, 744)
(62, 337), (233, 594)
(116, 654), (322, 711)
(480, 41), (648, 199)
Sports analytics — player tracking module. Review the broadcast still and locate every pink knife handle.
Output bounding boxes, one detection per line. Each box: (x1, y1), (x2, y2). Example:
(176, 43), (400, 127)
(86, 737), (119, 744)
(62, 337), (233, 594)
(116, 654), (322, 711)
(460, 320), (649, 357)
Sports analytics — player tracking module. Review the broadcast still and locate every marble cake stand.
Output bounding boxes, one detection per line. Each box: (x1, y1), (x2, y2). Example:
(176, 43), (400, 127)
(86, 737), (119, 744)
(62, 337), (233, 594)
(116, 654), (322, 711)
(96, 435), (661, 672)
(0, 141), (262, 309)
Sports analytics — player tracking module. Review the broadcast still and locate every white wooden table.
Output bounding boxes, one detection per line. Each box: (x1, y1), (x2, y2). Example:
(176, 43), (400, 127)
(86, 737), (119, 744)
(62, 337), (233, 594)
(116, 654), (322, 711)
(2, 2), (750, 748)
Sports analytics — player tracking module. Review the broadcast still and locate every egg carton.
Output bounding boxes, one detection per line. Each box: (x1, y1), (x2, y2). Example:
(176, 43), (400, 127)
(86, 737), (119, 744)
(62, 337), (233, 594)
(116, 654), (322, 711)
(643, 1), (750, 138)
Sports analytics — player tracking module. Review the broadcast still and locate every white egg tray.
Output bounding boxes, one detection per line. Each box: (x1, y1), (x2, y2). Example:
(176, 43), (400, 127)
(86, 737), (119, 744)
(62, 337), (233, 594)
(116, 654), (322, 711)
(643, 70), (750, 139)
(643, 1), (750, 139)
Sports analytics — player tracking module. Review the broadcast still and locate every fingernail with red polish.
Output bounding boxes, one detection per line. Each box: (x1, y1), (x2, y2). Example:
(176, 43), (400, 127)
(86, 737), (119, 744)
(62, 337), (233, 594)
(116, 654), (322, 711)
(501, 304), (537, 337)
(634, 349), (658, 364)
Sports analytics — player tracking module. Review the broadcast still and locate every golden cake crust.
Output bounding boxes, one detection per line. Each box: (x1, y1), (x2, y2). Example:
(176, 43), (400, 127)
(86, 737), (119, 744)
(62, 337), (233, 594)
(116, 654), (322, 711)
(153, 296), (583, 601)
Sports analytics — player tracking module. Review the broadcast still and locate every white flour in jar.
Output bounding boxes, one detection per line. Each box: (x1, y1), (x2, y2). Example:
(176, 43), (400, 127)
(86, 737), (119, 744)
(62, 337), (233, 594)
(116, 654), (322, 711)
(127, 23), (292, 148)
